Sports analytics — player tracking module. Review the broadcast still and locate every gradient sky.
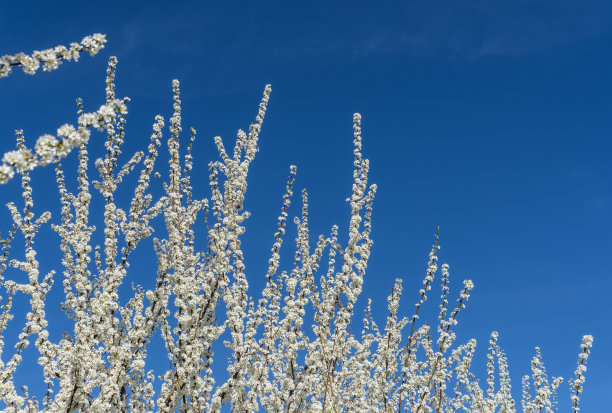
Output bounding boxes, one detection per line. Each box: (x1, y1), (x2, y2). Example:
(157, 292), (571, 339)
(0, 0), (611, 410)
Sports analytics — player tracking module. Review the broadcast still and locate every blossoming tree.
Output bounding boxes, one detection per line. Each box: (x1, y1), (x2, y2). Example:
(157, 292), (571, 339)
(0, 35), (593, 412)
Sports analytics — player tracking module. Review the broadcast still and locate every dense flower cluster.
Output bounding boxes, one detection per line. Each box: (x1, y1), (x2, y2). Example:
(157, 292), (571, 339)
(0, 37), (594, 412)
(0, 34), (106, 78)
(0, 98), (128, 184)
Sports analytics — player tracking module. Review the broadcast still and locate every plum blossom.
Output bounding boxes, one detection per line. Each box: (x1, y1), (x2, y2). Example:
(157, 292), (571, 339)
(0, 35), (595, 412)
(0, 34), (106, 78)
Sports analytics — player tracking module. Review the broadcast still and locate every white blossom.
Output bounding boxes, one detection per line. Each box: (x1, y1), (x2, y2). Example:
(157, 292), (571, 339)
(0, 35), (595, 412)
(0, 33), (106, 78)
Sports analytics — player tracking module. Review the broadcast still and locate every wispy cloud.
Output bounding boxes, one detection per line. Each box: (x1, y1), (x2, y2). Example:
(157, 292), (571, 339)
(102, 0), (612, 97)
(335, 0), (612, 60)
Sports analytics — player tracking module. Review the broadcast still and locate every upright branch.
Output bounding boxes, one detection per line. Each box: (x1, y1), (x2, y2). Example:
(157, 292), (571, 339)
(0, 34), (596, 412)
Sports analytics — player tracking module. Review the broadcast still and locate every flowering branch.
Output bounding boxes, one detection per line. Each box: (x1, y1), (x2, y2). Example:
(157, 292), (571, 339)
(0, 34), (106, 78)
(0, 99), (128, 184)
(0, 35), (596, 412)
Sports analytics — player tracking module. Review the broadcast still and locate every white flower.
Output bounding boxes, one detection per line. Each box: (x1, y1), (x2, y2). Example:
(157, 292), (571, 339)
(35, 134), (59, 165)
(0, 164), (14, 184)
(464, 279), (474, 290)
(57, 124), (76, 138)
(97, 103), (115, 122)
(3, 149), (34, 172)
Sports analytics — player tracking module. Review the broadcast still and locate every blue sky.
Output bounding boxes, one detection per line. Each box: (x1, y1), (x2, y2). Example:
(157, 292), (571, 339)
(1, 0), (611, 410)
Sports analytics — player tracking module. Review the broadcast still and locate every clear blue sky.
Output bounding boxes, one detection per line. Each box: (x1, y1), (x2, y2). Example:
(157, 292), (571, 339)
(0, 0), (610, 410)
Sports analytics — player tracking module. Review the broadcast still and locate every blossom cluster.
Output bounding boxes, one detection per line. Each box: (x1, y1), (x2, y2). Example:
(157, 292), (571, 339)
(0, 37), (595, 412)
(0, 34), (106, 78)
(0, 99), (128, 184)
